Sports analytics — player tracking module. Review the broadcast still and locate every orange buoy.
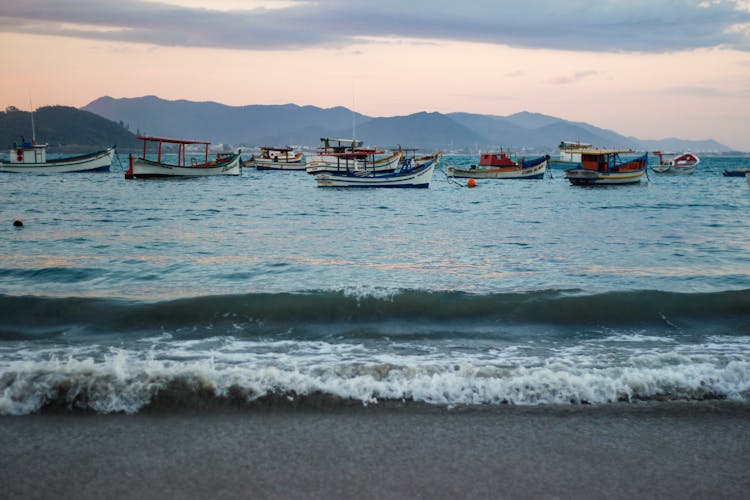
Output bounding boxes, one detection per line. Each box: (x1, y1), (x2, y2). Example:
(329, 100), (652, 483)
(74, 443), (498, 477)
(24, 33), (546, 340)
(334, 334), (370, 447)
(467, 178), (476, 188)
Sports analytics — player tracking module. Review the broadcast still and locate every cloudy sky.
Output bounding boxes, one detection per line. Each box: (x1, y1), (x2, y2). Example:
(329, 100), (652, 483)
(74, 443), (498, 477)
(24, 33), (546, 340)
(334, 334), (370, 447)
(2, 0), (750, 149)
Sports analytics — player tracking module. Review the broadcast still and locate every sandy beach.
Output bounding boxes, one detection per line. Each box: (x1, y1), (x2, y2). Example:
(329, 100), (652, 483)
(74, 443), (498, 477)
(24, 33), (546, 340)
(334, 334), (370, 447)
(1, 402), (748, 499)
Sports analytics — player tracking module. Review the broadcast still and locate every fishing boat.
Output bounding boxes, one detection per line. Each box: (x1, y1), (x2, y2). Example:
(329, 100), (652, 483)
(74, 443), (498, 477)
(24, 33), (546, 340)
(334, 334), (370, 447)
(315, 151), (435, 188)
(446, 151), (549, 179)
(307, 149), (402, 175)
(242, 146), (306, 170)
(565, 149), (648, 185)
(722, 168), (750, 177)
(651, 151), (700, 174)
(125, 136), (241, 179)
(411, 151), (443, 168)
(549, 141), (592, 169)
(0, 140), (115, 173)
(305, 138), (402, 174)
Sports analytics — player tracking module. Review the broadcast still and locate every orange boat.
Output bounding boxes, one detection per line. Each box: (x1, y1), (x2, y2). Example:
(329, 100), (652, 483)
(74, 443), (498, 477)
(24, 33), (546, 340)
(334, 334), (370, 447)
(565, 149), (648, 185)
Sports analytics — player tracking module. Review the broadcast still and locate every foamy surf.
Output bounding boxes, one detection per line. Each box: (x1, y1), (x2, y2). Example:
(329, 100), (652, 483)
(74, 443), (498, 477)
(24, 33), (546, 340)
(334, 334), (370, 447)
(2, 332), (748, 415)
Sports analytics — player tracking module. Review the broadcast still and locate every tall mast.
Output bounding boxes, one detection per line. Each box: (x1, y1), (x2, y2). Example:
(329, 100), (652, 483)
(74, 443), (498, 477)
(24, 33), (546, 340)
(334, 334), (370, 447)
(29, 96), (36, 144)
(351, 82), (356, 145)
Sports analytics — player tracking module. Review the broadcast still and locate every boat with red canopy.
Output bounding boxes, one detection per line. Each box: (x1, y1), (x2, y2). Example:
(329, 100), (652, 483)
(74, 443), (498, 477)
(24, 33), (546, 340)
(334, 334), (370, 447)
(125, 136), (241, 179)
(565, 149), (647, 185)
(446, 150), (549, 179)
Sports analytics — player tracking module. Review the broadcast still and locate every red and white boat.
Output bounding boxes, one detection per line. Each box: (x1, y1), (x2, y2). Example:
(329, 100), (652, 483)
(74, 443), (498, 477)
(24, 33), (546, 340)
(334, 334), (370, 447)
(125, 136), (241, 179)
(447, 150), (548, 179)
(651, 151), (700, 174)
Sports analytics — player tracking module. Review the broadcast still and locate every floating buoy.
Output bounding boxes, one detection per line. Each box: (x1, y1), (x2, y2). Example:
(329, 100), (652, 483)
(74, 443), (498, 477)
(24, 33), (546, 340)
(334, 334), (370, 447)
(13, 219), (23, 227)
(467, 178), (476, 188)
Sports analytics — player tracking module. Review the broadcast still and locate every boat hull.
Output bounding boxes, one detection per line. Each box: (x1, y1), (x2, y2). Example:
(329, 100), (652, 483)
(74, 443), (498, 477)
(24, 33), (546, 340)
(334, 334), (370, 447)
(448, 159), (547, 179)
(244, 155), (307, 171)
(315, 161), (435, 188)
(651, 164), (672, 173)
(128, 153), (241, 178)
(722, 169), (750, 177)
(565, 168), (645, 185)
(0, 147), (114, 173)
(254, 161), (307, 171)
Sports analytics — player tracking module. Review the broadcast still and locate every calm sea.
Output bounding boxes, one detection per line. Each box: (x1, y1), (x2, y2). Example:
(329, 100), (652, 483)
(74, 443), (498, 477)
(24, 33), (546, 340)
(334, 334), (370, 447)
(1, 154), (749, 414)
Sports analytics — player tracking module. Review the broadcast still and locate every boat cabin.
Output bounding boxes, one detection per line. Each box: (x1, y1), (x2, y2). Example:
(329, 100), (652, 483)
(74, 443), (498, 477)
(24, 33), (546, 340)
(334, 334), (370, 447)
(8, 140), (47, 164)
(258, 146), (297, 160)
(479, 151), (517, 167)
(580, 149), (642, 173)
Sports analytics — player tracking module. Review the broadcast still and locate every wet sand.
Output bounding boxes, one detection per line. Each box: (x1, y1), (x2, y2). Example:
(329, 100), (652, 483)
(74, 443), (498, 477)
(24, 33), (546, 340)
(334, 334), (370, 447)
(1, 402), (749, 499)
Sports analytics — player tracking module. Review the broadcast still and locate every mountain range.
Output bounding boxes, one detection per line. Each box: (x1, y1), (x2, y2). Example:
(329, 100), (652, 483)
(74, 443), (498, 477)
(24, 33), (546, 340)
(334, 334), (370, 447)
(72, 95), (729, 153)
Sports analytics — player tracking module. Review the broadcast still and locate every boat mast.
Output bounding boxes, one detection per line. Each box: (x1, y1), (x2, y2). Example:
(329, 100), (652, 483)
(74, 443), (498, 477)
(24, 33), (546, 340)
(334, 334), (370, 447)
(29, 96), (36, 144)
(351, 82), (356, 145)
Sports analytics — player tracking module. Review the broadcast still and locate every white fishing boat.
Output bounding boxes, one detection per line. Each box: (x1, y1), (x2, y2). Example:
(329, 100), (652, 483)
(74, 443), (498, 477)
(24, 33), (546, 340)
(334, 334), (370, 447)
(125, 136), (240, 179)
(412, 151), (443, 168)
(565, 149), (648, 185)
(315, 153), (435, 188)
(651, 151), (700, 174)
(243, 146), (306, 170)
(307, 150), (403, 174)
(447, 151), (548, 179)
(1, 103), (116, 173)
(305, 138), (403, 174)
(0, 141), (115, 173)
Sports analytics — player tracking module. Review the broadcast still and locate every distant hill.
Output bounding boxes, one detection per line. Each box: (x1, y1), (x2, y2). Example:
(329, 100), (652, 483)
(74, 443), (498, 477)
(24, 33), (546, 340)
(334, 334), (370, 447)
(82, 96), (734, 153)
(340, 112), (487, 150)
(84, 95), (370, 146)
(0, 105), (140, 153)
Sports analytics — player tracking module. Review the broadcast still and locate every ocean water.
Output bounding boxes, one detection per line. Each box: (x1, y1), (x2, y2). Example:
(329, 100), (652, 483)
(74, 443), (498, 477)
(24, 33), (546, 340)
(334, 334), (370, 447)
(1, 154), (749, 414)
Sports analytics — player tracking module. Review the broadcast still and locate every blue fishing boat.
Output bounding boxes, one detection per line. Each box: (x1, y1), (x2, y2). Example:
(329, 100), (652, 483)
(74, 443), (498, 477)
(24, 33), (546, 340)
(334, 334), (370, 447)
(722, 168), (750, 177)
(315, 150), (436, 188)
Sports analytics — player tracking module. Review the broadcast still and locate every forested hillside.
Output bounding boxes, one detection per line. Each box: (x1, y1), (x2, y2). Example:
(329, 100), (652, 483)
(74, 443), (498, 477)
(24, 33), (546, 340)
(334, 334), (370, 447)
(0, 105), (140, 153)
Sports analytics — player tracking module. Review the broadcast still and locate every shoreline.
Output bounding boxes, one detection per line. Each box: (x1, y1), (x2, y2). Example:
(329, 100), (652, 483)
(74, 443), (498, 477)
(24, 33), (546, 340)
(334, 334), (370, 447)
(2, 402), (749, 499)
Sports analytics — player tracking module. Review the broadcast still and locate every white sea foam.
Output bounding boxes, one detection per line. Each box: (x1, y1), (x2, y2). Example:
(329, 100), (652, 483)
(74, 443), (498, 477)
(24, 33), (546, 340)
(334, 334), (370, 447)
(1, 337), (749, 415)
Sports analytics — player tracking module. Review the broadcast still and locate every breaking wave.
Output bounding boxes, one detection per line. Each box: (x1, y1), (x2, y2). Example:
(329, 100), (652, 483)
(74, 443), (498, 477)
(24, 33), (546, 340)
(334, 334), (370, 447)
(2, 350), (749, 415)
(1, 289), (748, 415)
(1, 288), (749, 340)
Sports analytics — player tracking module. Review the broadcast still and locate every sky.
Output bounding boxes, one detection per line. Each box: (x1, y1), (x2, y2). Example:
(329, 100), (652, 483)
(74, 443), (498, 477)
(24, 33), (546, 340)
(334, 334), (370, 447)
(1, 0), (750, 149)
